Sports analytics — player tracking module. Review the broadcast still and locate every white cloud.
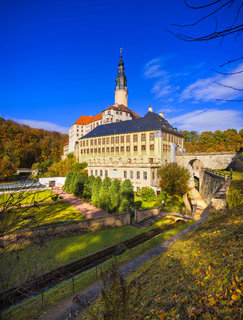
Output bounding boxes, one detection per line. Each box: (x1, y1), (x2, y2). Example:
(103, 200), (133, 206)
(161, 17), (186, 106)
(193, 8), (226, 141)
(14, 118), (69, 134)
(180, 63), (243, 102)
(168, 109), (243, 132)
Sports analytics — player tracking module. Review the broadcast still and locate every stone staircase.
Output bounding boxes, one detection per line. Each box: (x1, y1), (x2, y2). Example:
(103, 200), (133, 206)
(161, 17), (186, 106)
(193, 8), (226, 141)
(211, 181), (231, 210)
(132, 213), (166, 229)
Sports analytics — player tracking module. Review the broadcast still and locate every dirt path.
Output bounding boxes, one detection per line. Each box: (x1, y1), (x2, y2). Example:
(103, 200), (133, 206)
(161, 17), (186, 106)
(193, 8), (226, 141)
(52, 188), (107, 219)
(39, 205), (210, 320)
(189, 188), (207, 220)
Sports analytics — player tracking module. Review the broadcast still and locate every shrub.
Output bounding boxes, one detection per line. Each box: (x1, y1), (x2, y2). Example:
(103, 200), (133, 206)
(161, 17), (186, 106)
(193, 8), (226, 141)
(69, 173), (78, 194)
(158, 163), (190, 196)
(164, 195), (185, 213)
(91, 176), (102, 207)
(119, 179), (134, 212)
(138, 187), (156, 202)
(99, 177), (111, 211)
(108, 179), (121, 213)
(156, 191), (167, 206)
(227, 180), (243, 208)
(83, 175), (95, 201)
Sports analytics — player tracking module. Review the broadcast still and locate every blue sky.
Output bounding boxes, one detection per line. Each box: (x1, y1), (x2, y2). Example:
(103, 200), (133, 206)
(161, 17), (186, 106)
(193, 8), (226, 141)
(0, 0), (242, 133)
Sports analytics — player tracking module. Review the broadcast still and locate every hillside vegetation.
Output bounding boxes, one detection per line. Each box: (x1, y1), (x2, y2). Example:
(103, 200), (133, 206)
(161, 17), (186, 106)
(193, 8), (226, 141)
(181, 129), (243, 152)
(0, 117), (68, 178)
(84, 206), (242, 320)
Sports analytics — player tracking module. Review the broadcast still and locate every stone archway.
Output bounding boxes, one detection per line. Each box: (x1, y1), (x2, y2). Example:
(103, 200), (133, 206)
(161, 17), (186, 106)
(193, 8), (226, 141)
(188, 159), (204, 190)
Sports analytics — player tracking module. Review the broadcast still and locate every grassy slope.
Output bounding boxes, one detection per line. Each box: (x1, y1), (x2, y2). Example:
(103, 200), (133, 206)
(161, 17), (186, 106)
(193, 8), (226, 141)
(1, 218), (174, 288)
(124, 206), (243, 319)
(0, 190), (57, 205)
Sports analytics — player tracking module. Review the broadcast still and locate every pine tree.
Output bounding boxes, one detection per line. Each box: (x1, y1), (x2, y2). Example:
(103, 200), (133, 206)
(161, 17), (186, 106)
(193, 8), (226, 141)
(64, 172), (73, 192)
(83, 175), (95, 201)
(99, 177), (111, 211)
(72, 172), (85, 197)
(119, 179), (134, 212)
(108, 179), (121, 213)
(91, 176), (102, 207)
(69, 173), (77, 194)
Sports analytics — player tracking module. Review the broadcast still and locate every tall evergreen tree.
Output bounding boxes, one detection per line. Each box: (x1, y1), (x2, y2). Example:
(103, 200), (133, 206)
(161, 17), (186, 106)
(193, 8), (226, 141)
(64, 172), (73, 192)
(99, 177), (111, 211)
(72, 172), (85, 197)
(91, 176), (102, 207)
(83, 175), (95, 201)
(108, 179), (121, 213)
(69, 173), (77, 194)
(119, 179), (134, 212)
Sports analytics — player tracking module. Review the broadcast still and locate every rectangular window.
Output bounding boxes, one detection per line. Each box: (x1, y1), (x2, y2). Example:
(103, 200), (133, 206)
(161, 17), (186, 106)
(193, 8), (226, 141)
(105, 170), (108, 177)
(80, 141), (82, 147)
(94, 139), (97, 145)
(130, 171), (133, 179)
(152, 171), (155, 180)
(98, 138), (101, 145)
(95, 170), (97, 176)
(94, 148), (97, 153)
(111, 137), (114, 143)
(121, 146), (124, 151)
(126, 135), (130, 142)
(124, 171), (127, 178)
(86, 140), (89, 146)
(137, 171), (140, 179)
(116, 136), (119, 143)
(87, 149), (89, 154)
(102, 138), (105, 144)
(91, 170), (93, 175)
(116, 146), (119, 152)
(133, 134), (138, 142)
(141, 145), (146, 151)
(98, 148), (101, 153)
(111, 147), (114, 152)
(121, 136), (124, 143)
(106, 137), (109, 144)
(91, 148), (93, 153)
(91, 140), (93, 146)
(143, 171), (147, 180)
(102, 148), (105, 153)
(116, 111), (118, 115)
(100, 170), (103, 177)
(126, 146), (130, 152)
(141, 133), (146, 141)
(113, 169), (117, 178)
(134, 146), (138, 151)
(106, 147), (110, 152)
(150, 144), (154, 150)
(84, 149), (86, 154)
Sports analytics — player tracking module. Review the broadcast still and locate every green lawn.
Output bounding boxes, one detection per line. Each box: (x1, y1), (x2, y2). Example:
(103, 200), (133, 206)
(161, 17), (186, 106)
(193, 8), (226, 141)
(0, 218), (174, 289)
(212, 169), (243, 180)
(135, 195), (185, 213)
(0, 190), (58, 206)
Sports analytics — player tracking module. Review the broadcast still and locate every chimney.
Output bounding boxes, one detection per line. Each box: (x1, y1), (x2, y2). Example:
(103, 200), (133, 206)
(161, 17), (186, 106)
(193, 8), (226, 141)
(159, 112), (163, 118)
(148, 106), (153, 112)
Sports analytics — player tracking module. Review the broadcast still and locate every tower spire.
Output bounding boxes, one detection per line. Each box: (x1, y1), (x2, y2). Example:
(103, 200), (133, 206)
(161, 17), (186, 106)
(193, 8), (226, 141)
(114, 50), (128, 107)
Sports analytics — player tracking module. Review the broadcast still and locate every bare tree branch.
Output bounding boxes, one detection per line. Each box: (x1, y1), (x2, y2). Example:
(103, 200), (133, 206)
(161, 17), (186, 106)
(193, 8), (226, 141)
(184, 0), (227, 10)
(212, 68), (243, 75)
(220, 56), (243, 67)
(172, 0), (232, 27)
(214, 81), (243, 91)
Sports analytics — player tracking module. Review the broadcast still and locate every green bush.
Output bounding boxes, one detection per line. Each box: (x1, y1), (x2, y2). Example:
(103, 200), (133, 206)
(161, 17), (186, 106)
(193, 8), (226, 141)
(108, 179), (121, 213)
(83, 175), (95, 201)
(164, 195), (185, 213)
(69, 173), (78, 194)
(119, 179), (134, 212)
(156, 191), (167, 206)
(134, 200), (142, 209)
(227, 180), (243, 208)
(91, 176), (102, 207)
(99, 177), (111, 211)
(158, 163), (190, 196)
(138, 187), (156, 202)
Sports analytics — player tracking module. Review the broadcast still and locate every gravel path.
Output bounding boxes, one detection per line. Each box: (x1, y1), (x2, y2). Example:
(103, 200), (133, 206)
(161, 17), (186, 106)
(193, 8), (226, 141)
(52, 189), (107, 219)
(40, 202), (210, 320)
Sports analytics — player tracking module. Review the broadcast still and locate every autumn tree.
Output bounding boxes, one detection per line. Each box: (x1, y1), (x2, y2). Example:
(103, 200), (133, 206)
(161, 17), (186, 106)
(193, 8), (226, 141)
(158, 163), (190, 196)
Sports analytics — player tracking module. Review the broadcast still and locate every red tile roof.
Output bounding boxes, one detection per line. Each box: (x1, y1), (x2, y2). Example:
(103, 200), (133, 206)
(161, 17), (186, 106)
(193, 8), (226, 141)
(64, 141), (69, 145)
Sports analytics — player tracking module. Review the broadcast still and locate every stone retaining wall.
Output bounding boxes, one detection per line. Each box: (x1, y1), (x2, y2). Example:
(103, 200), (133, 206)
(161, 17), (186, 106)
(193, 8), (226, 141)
(134, 207), (161, 223)
(0, 212), (131, 248)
